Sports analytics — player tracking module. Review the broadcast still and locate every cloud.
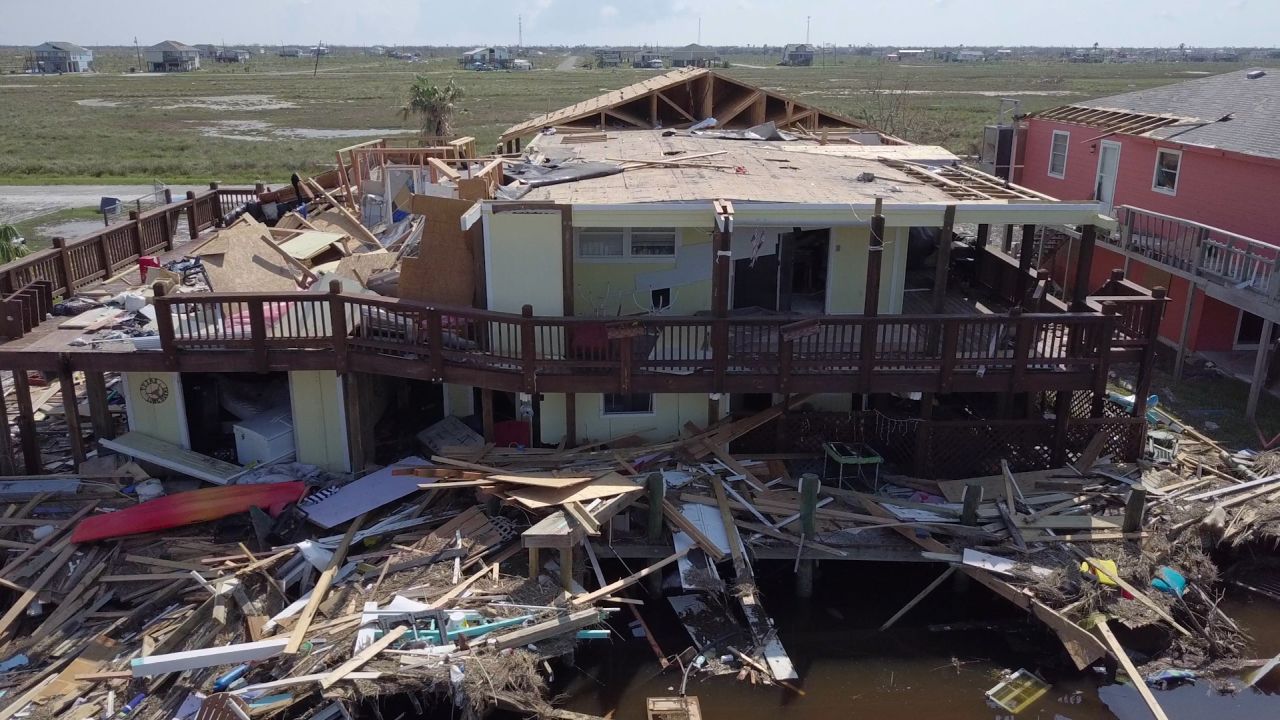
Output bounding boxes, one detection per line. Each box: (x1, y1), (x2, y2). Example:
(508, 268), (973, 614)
(599, 4), (618, 18)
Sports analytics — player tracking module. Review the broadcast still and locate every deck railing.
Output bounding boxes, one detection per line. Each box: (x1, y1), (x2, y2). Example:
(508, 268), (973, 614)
(0, 185), (259, 298)
(1108, 206), (1280, 300)
(153, 288), (1121, 395)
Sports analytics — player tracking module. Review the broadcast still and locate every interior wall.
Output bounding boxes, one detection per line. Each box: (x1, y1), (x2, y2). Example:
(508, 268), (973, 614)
(123, 371), (190, 448)
(289, 370), (351, 472)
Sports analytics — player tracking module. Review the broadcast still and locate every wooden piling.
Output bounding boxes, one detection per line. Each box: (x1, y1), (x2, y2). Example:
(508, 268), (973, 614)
(1123, 484), (1147, 533)
(961, 483), (983, 526)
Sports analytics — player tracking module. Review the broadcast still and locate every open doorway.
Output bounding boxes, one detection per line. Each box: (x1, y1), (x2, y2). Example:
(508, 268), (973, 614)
(731, 228), (830, 313)
(779, 229), (830, 313)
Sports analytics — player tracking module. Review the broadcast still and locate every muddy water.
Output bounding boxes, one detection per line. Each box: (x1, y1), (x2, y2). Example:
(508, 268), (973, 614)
(558, 562), (1280, 720)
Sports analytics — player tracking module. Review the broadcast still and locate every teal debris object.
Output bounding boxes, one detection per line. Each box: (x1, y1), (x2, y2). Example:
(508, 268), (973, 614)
(1151, 566), (1186, 597)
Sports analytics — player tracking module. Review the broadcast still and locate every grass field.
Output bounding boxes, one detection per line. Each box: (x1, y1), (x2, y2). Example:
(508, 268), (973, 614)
(0, 50), (1274, 186)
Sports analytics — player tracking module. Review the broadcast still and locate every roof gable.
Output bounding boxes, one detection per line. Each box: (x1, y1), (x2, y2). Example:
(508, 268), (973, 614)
(500, 67), (882, 143)
(149, 40), (197, 52)
(36, 41), (90, 54)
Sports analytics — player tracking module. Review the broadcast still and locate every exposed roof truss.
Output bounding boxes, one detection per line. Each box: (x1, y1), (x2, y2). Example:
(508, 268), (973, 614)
(500, 67), (878, 143)
(1033, 105), (1190, 136)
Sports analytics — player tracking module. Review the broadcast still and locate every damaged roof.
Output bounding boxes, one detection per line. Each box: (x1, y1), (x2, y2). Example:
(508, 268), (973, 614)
(1035, 68), (1280, 160)
(512, 129), (1041, 205)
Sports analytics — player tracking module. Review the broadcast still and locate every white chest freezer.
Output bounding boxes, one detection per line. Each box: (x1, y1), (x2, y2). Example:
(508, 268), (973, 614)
(233, 406), (295, 466)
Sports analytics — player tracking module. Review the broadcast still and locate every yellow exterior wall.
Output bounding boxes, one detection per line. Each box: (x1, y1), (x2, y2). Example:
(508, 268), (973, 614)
(289, 371), (350, 472)
(486, 210), (564, 315)
(826, 225), (907, 314)
(573, 228), (712, 316)
(538, 392), (711, 445)
(123, 372), (190, 448)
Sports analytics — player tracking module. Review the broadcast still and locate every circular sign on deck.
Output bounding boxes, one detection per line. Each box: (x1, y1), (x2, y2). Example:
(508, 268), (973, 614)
(139, 377), (170, 404)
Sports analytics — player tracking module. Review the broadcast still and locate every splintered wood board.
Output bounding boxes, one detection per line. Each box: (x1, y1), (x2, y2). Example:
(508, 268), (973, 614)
(486, 473), (597, 489)
(936, 468), (1079, 502)
(59, 307), (125, 329)
(506, 472), (642, 509)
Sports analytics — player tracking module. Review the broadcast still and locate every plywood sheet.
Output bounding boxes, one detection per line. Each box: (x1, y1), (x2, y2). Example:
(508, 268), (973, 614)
(332, 252), (397, 285)
(301, 456), (431, 528)
(279, 231), (347, 261)
(398, 194), (476, 306)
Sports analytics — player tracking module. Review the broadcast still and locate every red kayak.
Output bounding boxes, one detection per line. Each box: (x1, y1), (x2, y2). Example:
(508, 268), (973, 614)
(72, 481), (306, 543)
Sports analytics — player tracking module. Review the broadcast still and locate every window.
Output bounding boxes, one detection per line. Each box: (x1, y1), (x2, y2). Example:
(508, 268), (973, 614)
(577, 229), (624, 257)
(1152, 148), (1181, 195)
(603, 393), (654, 415)
(1048, 130), (1070, 178)
(577, 228), (677, 259)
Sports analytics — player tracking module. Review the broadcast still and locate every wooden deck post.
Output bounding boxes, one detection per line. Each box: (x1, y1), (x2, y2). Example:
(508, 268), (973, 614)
(481, 387), (496, 443)
(185, 191), (199, 240)
(865, 199), (885, 317)
(11, 370), (42, 474)
(646, 472), (665, 543)
(519, 305), (536, 392)
(84, 371), (115, 442)
(343, 372), (369, 472)
(57, 359), (86, 466)
(796, 472), (820, 598)
(975, 223), (990, 250)
(1071, 225), (1098, 311)
(1173, 286), (1198, 382)
(1130, 287), (1166, 424)
(50, 237), (74, 296)
(711, 201), (732, 393)
(1000, 224), (1013, 253)
(1246, 318), (1274, 421)
(1122, 484), (1147, 533)
(931, 205), (956, 313)
(328, 281), (349, 374)
(1015, 224), (1037, 306)
(1094, 302), (1118, 416)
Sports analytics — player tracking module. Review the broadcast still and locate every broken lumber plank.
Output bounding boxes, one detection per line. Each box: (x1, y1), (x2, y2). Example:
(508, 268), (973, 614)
(319, 625), (408, 689)
(857, 496), (1108, 670)
(563, 501), (602, 535)
(570, 549), (688, 607)
(285, 513), (366, 654)
(490, 609), (605, 650)
(0, 541), (76, 640)
(1094, 617), (1170, 720)
(662, 499), (727, 562)
(130, 638), (289, 677)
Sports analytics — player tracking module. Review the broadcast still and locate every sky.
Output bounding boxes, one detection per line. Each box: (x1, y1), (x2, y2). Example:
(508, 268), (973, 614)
(0, 0), (1272, 48)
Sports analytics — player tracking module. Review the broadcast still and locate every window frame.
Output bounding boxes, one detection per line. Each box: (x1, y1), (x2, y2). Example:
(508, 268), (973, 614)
(1047, 130), (1070, 179)
(1152, 147), (1182, 196)
(575, 227), (678, 262)
(601, 393), (655, 416)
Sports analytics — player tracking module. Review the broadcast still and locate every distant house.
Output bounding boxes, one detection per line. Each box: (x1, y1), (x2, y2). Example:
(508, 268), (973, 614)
(460, 46), (512, 68)
(781, 43), (816, 66)
(594, 48), (622, 68)
(215, 49), (251, 64)
(32, 42), (92, 73)
(670, 44), (719, 68)
(955, 49), (985, 62)
(278, 47), (302, 58)
(896, 48), (931, 62)
(145, 41), (200, 72)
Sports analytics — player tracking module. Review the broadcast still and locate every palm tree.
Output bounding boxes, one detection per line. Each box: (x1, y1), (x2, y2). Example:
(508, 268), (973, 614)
(0, 224), (30, 264)
(400, 76), (465, 139)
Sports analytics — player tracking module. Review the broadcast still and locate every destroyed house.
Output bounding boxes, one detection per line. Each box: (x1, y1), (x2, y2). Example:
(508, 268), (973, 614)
(0, 70), (1166, 486)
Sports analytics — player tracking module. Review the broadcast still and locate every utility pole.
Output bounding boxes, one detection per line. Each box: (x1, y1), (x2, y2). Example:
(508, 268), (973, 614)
(134, 36), (142, 71)
(806, 16), (811, 44)
(518, 15), (523, 52)
(313, 40), (321, 77)
(698, 17), (702, 44)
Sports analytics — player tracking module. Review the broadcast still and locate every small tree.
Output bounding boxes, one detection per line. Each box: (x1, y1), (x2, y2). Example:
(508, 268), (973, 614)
(0, 225), (30, 264)
(400, 76), (465, 139)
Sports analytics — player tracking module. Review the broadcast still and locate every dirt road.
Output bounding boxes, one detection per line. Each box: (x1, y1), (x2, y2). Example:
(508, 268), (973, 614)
(0, 185), (202, 223)
(556, 55), (582, 71)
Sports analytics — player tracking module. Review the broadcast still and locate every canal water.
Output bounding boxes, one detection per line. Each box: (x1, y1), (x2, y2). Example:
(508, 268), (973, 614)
(557, 560), (1280, 719)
